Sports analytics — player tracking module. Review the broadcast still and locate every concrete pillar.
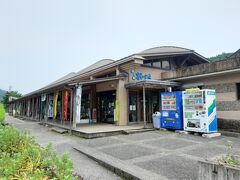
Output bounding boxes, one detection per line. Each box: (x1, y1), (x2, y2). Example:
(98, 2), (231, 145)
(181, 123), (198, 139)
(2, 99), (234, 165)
(73, 85), (82, 128)
(70, 89), (73, 127)
(44, 95), (49, 122)
(116, 78), (128, 126)
(143, 85), (147, 128)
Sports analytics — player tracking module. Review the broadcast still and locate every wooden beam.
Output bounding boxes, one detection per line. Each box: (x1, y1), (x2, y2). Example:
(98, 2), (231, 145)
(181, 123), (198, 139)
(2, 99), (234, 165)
(180, 55), (191, 66)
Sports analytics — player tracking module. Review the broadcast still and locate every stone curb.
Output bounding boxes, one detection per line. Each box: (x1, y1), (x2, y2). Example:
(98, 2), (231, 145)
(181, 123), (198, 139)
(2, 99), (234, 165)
(219, 130), (240, 138)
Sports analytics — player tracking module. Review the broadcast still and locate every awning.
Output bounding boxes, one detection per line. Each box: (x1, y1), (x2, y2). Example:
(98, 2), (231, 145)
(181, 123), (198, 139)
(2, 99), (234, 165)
(68, 74), (126, 86)
(125, 80), (179, 129)
(125, 80), (180, 89)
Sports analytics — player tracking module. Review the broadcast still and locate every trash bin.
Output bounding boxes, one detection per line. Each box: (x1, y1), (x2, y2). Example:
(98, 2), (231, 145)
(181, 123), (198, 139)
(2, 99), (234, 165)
(152, 112), (161, 129)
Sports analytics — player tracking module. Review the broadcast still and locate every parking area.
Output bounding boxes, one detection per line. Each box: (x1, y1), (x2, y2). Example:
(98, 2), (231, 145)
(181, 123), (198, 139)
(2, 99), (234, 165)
(77, 130), (240, 180)
(7, 115), (240, 180)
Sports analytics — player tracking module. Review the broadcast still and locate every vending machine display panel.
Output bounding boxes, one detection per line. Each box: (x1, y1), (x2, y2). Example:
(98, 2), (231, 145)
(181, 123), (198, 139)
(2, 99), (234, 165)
(161, 91), (183, 130)
(183, 89), (217, 133)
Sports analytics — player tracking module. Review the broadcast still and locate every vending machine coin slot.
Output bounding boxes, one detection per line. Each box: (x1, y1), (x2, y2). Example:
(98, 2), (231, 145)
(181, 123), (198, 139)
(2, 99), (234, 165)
(165, 118), (174, 122)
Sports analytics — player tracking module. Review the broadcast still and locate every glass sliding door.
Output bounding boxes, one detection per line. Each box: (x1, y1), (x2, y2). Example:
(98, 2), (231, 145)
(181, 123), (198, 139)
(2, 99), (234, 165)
(129, 92), (138, 123)
(139, 90), (161, 123)
(97, 91), (116, 124)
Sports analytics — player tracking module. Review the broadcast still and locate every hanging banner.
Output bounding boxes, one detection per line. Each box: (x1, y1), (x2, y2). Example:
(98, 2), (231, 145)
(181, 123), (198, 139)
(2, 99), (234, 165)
(76, 85), (82, 123)
(53, 92), (59, 119)
(115, 99), (119, 123)
(64, 91), (69, 121)
(48, 95), (54, 118)
(27, 100), (31, 117)
(41, 94), (46, 102)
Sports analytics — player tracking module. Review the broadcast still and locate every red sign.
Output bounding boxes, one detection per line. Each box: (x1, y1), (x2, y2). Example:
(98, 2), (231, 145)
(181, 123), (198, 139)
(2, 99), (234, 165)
(92, 108), (97, 120)
(64, 91), (69, 121)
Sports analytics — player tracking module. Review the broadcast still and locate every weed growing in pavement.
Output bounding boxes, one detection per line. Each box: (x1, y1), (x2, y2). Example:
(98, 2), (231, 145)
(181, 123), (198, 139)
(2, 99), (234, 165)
(218, 140), (240, 166)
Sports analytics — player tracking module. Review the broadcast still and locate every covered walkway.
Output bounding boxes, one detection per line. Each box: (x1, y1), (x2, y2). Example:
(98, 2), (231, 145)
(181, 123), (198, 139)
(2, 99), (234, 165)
(42, 120), (153, 139)
(125, 80), (180, 128)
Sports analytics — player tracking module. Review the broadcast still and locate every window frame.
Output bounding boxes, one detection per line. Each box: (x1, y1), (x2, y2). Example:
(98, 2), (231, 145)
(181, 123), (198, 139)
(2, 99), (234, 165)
(142, 59), (171, 70)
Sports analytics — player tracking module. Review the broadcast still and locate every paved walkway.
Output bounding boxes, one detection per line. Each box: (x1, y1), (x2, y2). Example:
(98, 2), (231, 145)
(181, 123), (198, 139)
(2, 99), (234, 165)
(6, 115), (121, 180)
(7, 115), (240, 180)
(74, 128), (240, 179)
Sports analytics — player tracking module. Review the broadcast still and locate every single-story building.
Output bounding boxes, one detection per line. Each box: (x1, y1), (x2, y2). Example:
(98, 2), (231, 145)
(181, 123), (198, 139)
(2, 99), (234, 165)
(8, 46), (240, 131)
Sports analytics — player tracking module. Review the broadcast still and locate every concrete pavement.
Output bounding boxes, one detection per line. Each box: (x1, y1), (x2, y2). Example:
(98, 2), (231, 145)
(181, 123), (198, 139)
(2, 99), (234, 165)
(7, 115), (240, 180)
(74, 127), (240, 179)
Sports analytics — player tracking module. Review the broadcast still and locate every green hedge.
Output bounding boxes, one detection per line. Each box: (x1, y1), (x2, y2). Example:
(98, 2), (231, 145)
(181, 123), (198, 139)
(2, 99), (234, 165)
(0, 103), (5, 124)
(0, 125), (76, 179)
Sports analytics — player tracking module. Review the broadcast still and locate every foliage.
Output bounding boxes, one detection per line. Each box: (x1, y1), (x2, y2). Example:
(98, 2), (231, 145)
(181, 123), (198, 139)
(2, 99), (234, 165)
(218, 141), (240, 166)
(0, 125), (76, 179)
(208, 52), (233, 62)
(0, 89), (6, 102)
(1, 90), (22, 111)
(0, 104), (5, 124)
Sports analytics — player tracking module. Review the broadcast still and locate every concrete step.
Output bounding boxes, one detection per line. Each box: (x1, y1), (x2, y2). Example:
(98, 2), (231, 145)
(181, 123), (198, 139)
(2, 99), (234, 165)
(50, 127), (68, 134)
(202, 132), (221, 138)
(122, 128), (154, 135)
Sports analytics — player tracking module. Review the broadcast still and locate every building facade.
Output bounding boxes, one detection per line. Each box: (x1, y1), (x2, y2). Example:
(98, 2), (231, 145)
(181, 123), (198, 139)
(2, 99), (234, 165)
(9, 46), (240, 130)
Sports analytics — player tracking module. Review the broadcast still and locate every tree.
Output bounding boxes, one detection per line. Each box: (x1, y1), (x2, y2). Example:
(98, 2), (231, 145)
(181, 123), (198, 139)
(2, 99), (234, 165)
(1, 91), (22, 111)
(0, 103), (5, 123)
(209, 52), (233, 62)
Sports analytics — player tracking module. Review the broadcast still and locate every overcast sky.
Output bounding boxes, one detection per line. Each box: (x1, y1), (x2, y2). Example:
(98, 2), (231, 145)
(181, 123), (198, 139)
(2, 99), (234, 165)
(0, 0), (240, 94)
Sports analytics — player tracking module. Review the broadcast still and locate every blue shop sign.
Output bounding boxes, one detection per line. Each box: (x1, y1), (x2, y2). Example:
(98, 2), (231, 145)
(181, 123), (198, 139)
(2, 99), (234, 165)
(130, 68), (152, 81)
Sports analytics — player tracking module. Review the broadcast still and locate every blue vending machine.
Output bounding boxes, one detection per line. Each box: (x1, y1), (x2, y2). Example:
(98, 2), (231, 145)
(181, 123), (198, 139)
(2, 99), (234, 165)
(161, 91), (183, 130)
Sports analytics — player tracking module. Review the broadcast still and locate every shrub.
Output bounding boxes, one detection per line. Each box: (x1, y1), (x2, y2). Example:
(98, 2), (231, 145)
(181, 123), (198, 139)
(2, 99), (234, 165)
(0, 104), (5, 124)
(0, 125), (76, 179)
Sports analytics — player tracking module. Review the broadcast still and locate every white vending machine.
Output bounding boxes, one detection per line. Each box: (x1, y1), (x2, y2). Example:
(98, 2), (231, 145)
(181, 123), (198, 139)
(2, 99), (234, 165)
(183, 89), (217, 133)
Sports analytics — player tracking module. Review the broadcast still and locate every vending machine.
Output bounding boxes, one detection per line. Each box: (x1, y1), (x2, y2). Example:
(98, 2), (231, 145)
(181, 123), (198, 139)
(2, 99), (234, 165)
(160, 91), (183, 130)
(183, 89), (217, 133)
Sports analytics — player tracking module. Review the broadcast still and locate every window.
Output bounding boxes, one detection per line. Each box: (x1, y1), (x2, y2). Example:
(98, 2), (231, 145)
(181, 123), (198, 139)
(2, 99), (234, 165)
(237, 83), (240, 100)
(152, 60), (161, 68)
(96, 72), (116, 79)
(162, 60), (170, 69)
(144, 61), (152, 66)
(81, 92), (90, 119)
(143, 59), (171, 69)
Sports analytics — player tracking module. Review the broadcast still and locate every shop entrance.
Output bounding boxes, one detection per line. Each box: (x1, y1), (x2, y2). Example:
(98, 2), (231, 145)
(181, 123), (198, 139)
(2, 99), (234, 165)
(139, 90), (161, 123)
(125, 80), (179, 127)
(97, 91), (116, 124)
(129, 91), (138, 123)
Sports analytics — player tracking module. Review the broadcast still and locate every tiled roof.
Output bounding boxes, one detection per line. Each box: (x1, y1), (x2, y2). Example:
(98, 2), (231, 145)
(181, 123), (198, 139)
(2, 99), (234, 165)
(75, 59), (114, 75)
(137, 46), (193, 55)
